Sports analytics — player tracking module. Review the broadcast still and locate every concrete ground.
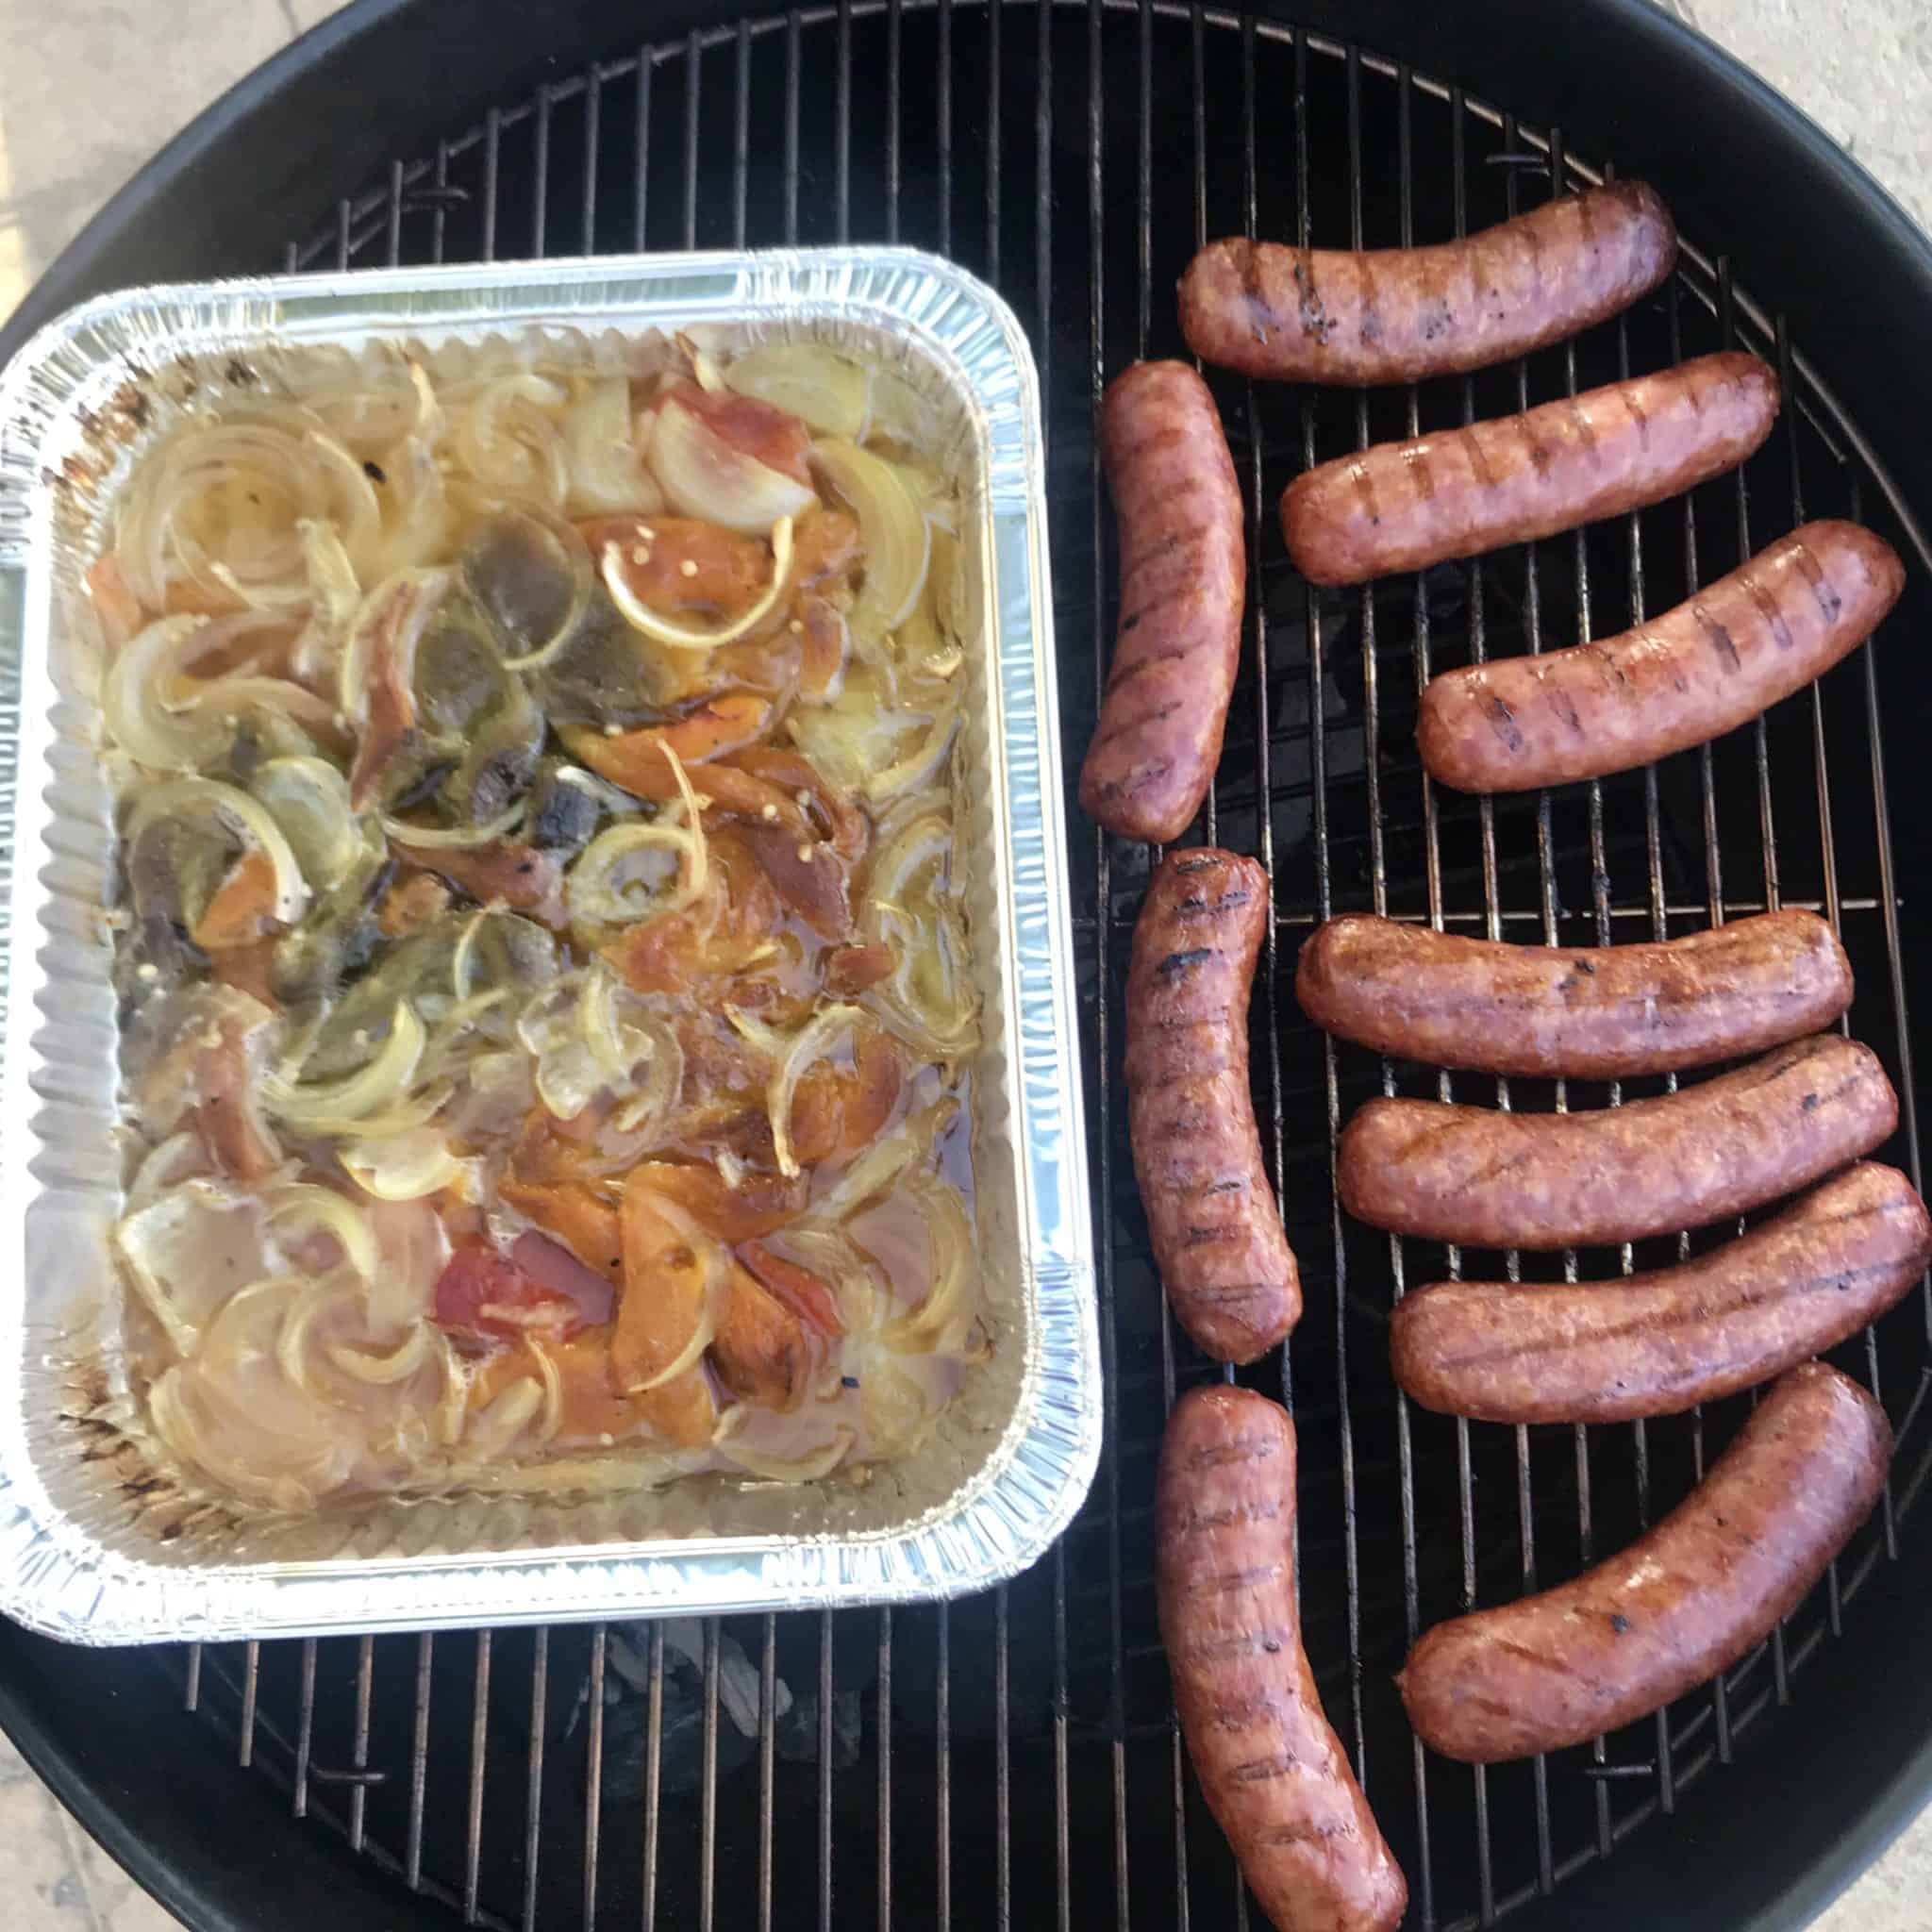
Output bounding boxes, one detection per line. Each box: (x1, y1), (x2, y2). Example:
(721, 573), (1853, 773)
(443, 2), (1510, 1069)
(2, 1), (1930, 1927)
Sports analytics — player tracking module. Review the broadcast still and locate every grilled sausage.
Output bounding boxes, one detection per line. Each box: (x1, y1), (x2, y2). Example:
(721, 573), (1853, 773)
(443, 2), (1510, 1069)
(1178, 180), (1675, 386)
(1280, 352), (1778, 587)
(1126, 850), (1299, 1361)
(1390, 1162), (1931, 1424)
(1158, 1387), (1407, 1930)
(1295, 908), (1852, 1079)
(1079, 361), (1247, 845)
(1418, 520), (1905, 793)
(1398, 1361), (1890, 1762)
(1338, 1032), (1897, 1251)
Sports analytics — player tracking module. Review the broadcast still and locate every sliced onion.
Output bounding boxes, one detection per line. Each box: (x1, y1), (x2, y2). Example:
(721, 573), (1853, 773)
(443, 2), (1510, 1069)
(865, 694), (960, 804)
(600, 514), (795, 654)
(809, 1095), (958, 1224)
(291, 1081), (451, 1141)
(116, 1178), (275, 1357)
(301, 429), (385, 578)
(125, 775), (311, 925)
(812, 440), (932, 639)
(341, 1126), (466, 1201)
(865, 367), (941, 454)
(105, 617), (237, 771)
(251, 756), (366, 891)
(265, 1001), (425, 1127)
(880, 1172), (977, 1351)
(379, 794), (527, 850)
(289, 519), (364, 683)
(730, 1001), (867, 1180)
(265, 1182), (379, 1279)
(369, 434), (451, 579)
(862, 808), (979, 1058)
(464, 1375), (546, 1460)
(646, 393), (817, 535)
(451, 372), (570, 510)
(525, 1336), (564, 1443)
(338, 566), (449, 727)
(627, 1210), (726, 1391)
(568, 793), (708, 929)
(724, 344), (873, 440)
(716, 1424), (855, 1482)
(563, 376), (665, 515)
(327, 1324), (432, 1385)
(125, 1130), (207, 1211)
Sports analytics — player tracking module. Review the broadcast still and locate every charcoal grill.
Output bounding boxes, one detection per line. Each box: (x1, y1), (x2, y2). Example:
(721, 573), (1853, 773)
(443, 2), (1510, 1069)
(6, 2), (1932, 1928)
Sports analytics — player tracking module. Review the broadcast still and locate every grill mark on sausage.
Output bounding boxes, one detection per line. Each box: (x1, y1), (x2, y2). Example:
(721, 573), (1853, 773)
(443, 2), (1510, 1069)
(1480, 691), (1524, 753)
(1459, 424), (1499, 492)
(1789, 535), (1844, 623)
(1694, 603), (1741, 672)
(1564, 395), (1600, 461)
(1291, 254), (1333, 344)
(1741, 565), (1797, 652)
(1354, 455), (1389, 527)
(1356, 256), (1384, 348)
(1622, 381), (1651, 450)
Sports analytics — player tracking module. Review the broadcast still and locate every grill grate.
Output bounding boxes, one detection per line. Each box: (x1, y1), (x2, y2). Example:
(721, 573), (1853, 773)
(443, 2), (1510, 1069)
(158, 6), (1932, 1927)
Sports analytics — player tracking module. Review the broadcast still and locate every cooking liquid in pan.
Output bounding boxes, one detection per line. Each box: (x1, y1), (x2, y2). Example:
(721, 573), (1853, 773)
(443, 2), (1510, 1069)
(163, 9), (1929, 1930)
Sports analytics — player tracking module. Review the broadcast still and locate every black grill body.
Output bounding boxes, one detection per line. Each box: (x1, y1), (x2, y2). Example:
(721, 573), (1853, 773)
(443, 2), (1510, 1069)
(5, 5), (1932, 1931)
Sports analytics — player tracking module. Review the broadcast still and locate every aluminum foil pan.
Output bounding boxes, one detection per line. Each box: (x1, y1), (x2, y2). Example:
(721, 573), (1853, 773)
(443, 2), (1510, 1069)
(0, 248), (1097, 1642)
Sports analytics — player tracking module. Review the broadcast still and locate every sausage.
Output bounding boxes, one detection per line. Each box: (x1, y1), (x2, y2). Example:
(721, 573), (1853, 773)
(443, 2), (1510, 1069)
(1280, 352), (1778, 587)
(1079, 362), (1246, 845)
(1398, 1361), (1890, 1762)
(1158, 1387), (1407, 1930)
(1126, 850), (1299, 1361)
(1178, 179), (1675, 386)
(1418, 520), (1905, 793)
(1295, 908), (1853, 1079)
(1390, 1162), (1931, 1424)
(1338, 1032), (1897, 1251)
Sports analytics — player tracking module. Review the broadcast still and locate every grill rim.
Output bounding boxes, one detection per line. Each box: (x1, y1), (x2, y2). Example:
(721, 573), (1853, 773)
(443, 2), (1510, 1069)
(8, 3), (1932, 1932)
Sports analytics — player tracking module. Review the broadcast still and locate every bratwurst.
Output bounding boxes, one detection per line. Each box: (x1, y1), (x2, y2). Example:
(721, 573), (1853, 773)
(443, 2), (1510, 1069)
(1158, 1387), (1407, 1930)
(1126, 850), (1299, 1361)
(1390, 1162), (1932, 1424)
(1398, 1361), (1890, 1762)
(1295, 908), (1853, 1079)
(1338, 1031), (1897, 1250)
(1417, 519), (1905, 793)
(1280, 351), (1778, 587)
(1178, 179), (1676, 386)
(1079, 361), (1246, 845)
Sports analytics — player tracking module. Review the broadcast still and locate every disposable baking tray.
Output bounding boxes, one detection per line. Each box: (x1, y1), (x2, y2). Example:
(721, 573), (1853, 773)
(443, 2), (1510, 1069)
(0, 246), (1098, 1642)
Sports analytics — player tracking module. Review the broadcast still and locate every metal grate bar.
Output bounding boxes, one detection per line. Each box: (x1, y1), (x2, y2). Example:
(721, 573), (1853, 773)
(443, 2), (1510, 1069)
(1327, 37), (1371, 1829)
(641, 1623), (665, 1932)
(702, 1620), (721, 1932)
(239, 1642), (260, 1769)
(1662, 265), (1736, 1771)
(582, 62), (602, 253)
(758, 1616), (777, 1932)
(582, 1627), (607, 1927)
(684, 29), (702, 250)
(348, 1634), (375, 1852)
(878, 1607), (894, 1930)
(408, 1633), (434, 1888)
(936, 0), (953, 256)
(734, 23), (752, 247)
(1378, 66), (1440, 1928)
(818, 1612), (835, 1932)
(935, 1601), (952, 1930)
(533, 83), (552, 258)
(464, 1632), (491, 1923)
(1442, 92), (1498, 1927)
(634, 49), (653, 250)
(1083, 7), (1130, 1927)
(292, 1640), (318, 1819)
